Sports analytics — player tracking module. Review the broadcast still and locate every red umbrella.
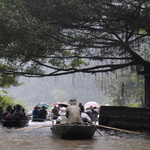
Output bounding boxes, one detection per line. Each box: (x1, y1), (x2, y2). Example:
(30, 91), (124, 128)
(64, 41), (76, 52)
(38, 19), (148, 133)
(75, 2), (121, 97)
(84, 101), (99, 109)
(51, 102), (60, 107)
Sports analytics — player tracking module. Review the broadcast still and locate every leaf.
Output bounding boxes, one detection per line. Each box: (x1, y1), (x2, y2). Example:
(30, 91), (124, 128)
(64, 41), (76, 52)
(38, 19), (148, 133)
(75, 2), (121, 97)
(0, 90), (8, 94)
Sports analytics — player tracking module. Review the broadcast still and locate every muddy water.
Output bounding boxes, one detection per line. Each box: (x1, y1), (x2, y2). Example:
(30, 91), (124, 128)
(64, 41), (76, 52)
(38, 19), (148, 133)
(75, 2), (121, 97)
(0, 120), (150, 150)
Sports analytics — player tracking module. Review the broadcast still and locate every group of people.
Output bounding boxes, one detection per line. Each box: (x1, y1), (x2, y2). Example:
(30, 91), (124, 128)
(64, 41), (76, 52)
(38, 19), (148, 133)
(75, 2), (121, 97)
(2, 104), (26, 120)
(32, 106), (47, 119)
(56, 98), (99, 124)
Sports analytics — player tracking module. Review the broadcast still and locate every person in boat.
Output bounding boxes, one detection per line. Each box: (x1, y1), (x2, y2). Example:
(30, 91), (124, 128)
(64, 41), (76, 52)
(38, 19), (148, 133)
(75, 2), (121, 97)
(13, 104), (25, 120)
(56, 107), (68, 124)
(39, 106), (47, 119)
(52, 106), (59, 119)
(89, 106), (99, 123)
(59, 101), (70, 108)
(66, 98), (84, 124)
(32, 106), (40, 119)
(79, 104), (92, 123)
(79, 103), (84, 112)
(85, 106), (95, 122)
(2, 105), (14, 120)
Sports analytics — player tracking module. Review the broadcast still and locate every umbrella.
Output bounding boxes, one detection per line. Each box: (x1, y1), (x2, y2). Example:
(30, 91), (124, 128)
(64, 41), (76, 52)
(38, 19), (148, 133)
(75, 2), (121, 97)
(51, 102), (60, 107)
(84, 101), (99, 109)
(36, 102), (50, 108)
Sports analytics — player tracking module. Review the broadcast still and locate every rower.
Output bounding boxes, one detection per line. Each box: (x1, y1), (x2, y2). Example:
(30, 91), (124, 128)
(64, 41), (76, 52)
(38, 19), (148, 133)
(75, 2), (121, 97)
(66, 98), (83, 124)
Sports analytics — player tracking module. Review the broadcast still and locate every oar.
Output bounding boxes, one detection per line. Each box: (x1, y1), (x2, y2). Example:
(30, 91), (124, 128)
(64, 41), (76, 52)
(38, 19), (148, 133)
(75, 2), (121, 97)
(6, 123), (66, 132)
(96, 128), (102, 136)
(93, 124), (140, 134)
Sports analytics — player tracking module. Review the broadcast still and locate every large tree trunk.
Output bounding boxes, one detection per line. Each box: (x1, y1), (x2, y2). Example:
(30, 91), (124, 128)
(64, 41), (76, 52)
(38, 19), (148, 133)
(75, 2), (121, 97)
(144, 74), (150, 107)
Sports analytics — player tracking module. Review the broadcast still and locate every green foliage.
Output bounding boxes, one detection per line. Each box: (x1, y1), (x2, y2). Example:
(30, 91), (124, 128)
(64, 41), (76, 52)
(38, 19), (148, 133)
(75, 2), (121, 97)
(0, 95), (16, 109)
(0, 75), (21, 88)
(68, 59), (89, 68)
(96, 69), (144, 106)
(127, 103), (142, 108)
(1, 0), (150, 77)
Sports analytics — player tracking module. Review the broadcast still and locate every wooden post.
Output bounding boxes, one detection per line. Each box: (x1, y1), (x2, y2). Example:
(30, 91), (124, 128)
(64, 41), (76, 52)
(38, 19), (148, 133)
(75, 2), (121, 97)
(144, 74), (150, 107)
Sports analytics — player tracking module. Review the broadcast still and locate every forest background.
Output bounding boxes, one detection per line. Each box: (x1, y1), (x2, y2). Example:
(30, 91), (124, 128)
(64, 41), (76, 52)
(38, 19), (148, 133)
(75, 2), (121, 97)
(1, 67), (144, 110)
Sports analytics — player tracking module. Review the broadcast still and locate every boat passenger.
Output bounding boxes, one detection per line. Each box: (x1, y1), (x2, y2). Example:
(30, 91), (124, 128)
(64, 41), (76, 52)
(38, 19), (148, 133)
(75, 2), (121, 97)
(66, 98), (84, 124)
(80, 107), (92, 123)
(2, 105), (14, 120)
(39, 106), (47, 119)
(85, 106), (95, 122)
(13, 104), (25, 120)
(32, 106), (40, 119)
(56, 107), (68, 124)
(90, 106), (98, 123)
(52, 106), (59, 119)
(79, 103), (84, 112)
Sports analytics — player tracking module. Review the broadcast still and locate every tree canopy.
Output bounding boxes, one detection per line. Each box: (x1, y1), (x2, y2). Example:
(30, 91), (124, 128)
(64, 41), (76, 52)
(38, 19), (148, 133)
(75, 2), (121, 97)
(1, 0), (150, 105)
(0, 0), (149, 77)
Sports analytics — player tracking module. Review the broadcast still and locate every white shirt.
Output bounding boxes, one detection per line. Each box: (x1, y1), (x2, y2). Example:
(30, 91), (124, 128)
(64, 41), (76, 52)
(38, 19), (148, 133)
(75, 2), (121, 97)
(81, 112), (91, 122)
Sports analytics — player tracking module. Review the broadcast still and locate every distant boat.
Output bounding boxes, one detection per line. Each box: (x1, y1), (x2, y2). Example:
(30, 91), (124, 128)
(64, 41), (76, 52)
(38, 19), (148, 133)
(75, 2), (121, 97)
(32, 117), (50, 122)
(1, 117), (30, 127)
(51, 123), (96, 139)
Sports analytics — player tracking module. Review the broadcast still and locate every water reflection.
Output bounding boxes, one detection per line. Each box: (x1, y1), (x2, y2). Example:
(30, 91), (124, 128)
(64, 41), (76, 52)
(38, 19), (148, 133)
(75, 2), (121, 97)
(0, 120), (150, 150)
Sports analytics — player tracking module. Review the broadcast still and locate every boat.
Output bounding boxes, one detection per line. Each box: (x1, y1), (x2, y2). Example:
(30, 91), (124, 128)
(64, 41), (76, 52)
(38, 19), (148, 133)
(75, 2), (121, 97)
(1, 117), (30, 127)
(32, 117), (45, 122)
(51, 123), (96, 139)
(32, 117), (50, 122)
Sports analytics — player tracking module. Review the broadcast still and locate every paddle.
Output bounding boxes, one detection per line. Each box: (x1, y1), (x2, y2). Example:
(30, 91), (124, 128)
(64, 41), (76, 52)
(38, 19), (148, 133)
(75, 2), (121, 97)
(93, 124), (140, 134)
(96, 128), (102, 136)
(6, 123), (66, 132)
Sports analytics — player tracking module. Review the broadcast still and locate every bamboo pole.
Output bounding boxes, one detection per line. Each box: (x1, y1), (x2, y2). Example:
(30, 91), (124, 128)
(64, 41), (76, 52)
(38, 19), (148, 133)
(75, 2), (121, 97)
(93, 124), (140, 134)
(6, 123), (66, 132)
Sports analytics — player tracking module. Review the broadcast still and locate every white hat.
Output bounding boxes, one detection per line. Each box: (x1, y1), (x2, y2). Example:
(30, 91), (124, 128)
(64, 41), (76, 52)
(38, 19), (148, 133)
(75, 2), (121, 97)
(68, 98), (77, 105)
(58, 107), (66, 116)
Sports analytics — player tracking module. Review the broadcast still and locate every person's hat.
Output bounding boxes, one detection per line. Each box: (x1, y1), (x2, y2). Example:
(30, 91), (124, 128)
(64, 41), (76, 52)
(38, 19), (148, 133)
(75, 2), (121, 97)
(58, 107), (66, 116)
(68, 98), (77, 105)
(59, 101), (70, 107)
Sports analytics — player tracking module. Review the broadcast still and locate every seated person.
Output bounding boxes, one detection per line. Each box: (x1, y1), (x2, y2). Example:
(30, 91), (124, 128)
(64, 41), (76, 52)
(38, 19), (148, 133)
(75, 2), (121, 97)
(66, 98), (83, 124)
(80, 107), (92, 123)
(52, 106), (59, 119)
(85, 107), (95, 121)
(13, 104), (25, 120)
(2, 105), (14, 120)
(81, 112), (92, 123)
(56, 107), (68, 124)
(32, 106), (40, 119)
(39, 106), (47, 119)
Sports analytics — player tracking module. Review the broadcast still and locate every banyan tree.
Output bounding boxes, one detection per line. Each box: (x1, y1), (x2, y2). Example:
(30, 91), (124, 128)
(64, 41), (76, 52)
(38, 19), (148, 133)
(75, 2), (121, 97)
(1, 0), (150, 106)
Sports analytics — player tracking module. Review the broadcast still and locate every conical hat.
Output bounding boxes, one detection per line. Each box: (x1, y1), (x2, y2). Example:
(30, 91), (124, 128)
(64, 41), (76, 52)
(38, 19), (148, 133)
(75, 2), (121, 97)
(59, 101), (70, 107)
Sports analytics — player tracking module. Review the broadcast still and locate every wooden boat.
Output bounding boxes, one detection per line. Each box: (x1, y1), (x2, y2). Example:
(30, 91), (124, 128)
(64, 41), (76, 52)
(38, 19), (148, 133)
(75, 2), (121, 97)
(32, 118), (50, 122)
(1, 117), (30, 127)
(51, 123), (96, 139)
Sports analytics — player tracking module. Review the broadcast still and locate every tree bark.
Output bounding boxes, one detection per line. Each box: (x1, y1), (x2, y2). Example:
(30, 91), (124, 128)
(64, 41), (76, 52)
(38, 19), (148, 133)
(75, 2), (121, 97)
(144, 74), (150, 107)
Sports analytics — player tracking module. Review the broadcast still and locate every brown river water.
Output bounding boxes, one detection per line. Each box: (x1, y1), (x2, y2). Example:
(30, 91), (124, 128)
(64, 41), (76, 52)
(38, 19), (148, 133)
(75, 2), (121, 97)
(0, 120), (150, 150)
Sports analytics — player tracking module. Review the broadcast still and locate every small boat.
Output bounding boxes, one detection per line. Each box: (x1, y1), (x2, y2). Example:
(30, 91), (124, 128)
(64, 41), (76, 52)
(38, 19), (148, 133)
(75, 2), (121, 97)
(51, 123), (96, 139)
(32, 118), (45, 122)
(1, 117), (30, 127)
(32, 117), (50, 122)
